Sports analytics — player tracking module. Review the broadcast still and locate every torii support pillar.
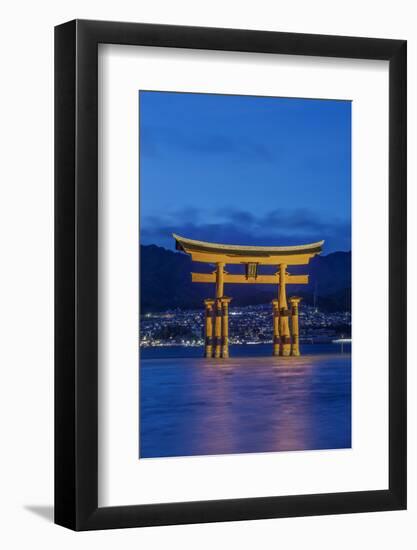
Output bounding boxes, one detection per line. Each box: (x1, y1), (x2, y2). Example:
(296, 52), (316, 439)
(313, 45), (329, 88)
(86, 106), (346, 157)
(214, 263), (225, 359)
(279, 263), (291, 356)
(214, 299), (223, 358)
(204, 299), (215, 358)
(290, 296), (302, 356)
(272, 299), (280, 356)
(221, 297), (232, 358)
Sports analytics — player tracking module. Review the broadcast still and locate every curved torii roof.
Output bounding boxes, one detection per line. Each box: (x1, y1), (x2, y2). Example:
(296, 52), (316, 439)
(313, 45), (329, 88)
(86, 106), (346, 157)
(173, 234), (324, 265)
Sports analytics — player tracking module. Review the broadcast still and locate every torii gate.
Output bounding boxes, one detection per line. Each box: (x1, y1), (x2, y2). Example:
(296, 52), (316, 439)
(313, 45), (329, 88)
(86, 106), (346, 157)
(173, 234), (324, 359)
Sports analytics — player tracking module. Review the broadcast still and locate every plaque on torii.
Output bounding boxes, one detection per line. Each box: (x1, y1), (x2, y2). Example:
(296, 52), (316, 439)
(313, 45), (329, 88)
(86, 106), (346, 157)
(173, 234), (324, 359)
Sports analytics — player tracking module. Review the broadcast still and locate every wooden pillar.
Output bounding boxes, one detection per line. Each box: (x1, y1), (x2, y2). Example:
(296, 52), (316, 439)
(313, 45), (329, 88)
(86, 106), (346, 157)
(214, 298), (223, 358)
(213, 262), (226, 359)
(204, 299), (215, 358)
(221, 298), (231, 358)
(272, 299), (280, 356)
(289, 296), (302, 356)
(279, 263), (291, 356)
(215, 262), (225, 299)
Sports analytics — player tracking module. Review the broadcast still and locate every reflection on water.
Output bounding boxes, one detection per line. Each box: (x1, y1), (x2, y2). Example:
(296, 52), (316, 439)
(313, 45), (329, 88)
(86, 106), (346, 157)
(139, 349), (351, 459)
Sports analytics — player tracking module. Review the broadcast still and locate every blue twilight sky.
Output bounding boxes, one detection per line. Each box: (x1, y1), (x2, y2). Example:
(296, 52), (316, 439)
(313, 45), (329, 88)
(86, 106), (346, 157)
(139, 91), (351, 254)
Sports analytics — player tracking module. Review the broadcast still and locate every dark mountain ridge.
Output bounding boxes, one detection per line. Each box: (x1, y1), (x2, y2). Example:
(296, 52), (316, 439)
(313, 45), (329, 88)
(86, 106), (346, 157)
(140, 244), (351, 313)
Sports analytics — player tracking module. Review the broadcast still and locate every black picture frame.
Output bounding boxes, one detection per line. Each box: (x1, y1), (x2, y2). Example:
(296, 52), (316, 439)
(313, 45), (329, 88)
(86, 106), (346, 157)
(55, 19), (407, 531)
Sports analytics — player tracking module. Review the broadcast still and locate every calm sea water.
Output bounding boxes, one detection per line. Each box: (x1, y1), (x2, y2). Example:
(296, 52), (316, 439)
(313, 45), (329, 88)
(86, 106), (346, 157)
(139, 344), (351, 459)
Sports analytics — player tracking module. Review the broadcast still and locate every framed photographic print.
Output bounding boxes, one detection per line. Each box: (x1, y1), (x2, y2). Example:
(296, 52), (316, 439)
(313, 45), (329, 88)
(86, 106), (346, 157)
(55, 20), (406, 530)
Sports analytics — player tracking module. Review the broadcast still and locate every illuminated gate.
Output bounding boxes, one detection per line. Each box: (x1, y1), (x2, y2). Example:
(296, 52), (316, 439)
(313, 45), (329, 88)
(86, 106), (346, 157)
(173, 234), (324, 358)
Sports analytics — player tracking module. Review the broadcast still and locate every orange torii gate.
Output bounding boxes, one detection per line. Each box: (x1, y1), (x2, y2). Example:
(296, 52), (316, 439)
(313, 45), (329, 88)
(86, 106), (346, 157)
(173, 234), (324, 359)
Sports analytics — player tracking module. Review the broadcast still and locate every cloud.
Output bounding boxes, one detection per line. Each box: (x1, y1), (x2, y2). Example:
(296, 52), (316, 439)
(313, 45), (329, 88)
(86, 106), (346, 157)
(141, 207), (351, 254)
(140, 125), (275, 163)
